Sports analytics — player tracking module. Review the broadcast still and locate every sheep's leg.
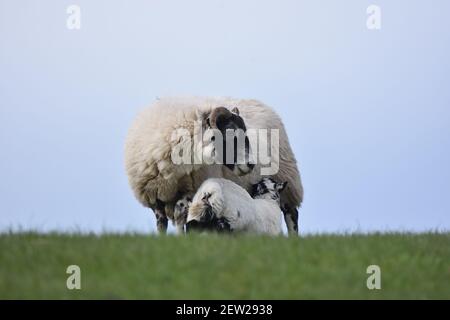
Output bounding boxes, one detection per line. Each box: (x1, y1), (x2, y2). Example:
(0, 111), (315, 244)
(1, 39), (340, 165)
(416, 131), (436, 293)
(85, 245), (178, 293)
(154, 200), (168, 234)
(282, 205), (299, 235)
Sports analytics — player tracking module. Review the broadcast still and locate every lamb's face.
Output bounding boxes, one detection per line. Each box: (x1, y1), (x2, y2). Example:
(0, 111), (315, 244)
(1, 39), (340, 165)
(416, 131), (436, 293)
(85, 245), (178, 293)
(251, 178), (287, 204)
(173, 196), (192, 227)
(202, 107), (254, 176)
(185, 200), (231, 233)
(185, 216), (231, 233)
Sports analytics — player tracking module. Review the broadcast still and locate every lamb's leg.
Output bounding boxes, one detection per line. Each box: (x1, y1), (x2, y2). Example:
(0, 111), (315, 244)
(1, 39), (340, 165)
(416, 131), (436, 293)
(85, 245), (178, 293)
(282, 204), (299, 235)
(175, 223), (185, 235)
(154, 200), (168, 234)
(174, 207), (187, 235)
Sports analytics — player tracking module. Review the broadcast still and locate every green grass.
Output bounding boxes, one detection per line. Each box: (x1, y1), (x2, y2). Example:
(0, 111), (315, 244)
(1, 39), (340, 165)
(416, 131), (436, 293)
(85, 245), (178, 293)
(0, 232), (449, 299)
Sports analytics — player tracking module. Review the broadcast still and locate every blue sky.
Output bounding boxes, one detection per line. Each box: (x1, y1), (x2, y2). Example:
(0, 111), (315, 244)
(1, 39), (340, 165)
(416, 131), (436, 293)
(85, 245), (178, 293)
(1, 0), (449, 233)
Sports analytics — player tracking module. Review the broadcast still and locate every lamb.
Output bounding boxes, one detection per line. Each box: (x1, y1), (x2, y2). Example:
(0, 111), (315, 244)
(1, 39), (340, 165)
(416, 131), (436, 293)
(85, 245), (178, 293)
(124, 96), (303, 235)
(173, 194), (193, 234)
(185, 178), (287, 235)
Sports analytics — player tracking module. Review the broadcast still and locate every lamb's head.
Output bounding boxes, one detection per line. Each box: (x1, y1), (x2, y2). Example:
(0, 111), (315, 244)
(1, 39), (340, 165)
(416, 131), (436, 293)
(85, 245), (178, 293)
(173, 195), (192, 228)
(185, 193), (231, 233)
(201, 106), (254, 176)
(185, 214), (231, 234)
(251, 178), (287, 205)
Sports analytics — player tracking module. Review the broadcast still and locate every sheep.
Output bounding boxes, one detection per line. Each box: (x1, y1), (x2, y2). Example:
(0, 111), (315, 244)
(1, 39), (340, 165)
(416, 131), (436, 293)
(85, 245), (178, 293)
(124, 96), (303, 235)
(185, 178), (287, 235)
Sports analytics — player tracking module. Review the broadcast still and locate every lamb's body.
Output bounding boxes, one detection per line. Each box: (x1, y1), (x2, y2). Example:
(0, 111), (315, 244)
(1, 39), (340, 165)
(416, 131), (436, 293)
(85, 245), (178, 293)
(187, 178), (283, 235)
(124, 96), (303, 234)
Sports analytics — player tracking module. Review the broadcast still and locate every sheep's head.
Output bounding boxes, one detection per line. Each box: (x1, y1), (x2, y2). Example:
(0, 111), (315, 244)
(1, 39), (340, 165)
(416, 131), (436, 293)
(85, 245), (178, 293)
(202, 106), (254, 176)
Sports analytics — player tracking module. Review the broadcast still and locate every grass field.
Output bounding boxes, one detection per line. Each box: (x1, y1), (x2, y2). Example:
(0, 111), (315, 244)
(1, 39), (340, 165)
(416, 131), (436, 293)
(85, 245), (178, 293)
(0, 232), (449, 299)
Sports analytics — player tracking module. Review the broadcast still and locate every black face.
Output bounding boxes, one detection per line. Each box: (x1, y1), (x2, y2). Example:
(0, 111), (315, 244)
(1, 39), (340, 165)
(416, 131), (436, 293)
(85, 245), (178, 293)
(222, 131), (254, 174)
(208, 107), (254, 176)
(215, 111), (246, 132)
(185, 207), (231, 233)
(251, 178), (287, 201)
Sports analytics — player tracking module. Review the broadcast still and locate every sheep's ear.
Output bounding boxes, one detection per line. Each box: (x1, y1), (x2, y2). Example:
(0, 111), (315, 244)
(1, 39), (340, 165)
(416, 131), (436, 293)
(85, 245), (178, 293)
(276, 181), (288, 192)
(196, 109), (210, 127)
(231, 107), (240, 116)
(195, 109), (203, 120)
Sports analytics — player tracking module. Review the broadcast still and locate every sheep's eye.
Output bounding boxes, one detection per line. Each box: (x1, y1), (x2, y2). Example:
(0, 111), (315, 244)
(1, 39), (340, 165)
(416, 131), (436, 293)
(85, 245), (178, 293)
(180, 203), (184, 208)
(211, 136), (215, 142)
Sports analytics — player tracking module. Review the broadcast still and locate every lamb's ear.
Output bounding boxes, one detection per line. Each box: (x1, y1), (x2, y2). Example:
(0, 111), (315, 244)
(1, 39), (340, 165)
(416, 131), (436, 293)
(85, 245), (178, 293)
(276, 181), (288, 192)
(231, 107), (240, 116)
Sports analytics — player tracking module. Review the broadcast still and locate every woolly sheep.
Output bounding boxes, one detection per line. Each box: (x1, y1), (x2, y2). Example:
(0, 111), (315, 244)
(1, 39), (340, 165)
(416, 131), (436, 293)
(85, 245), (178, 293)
(185, 178), (287, 235)
(124, 96), (303, 234)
